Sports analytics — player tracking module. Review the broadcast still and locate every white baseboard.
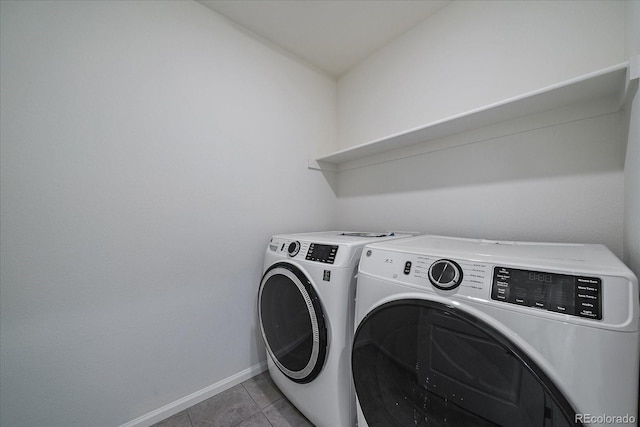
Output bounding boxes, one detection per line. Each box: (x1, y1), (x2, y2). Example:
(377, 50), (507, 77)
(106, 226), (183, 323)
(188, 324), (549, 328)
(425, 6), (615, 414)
(119, 361), (268, 427)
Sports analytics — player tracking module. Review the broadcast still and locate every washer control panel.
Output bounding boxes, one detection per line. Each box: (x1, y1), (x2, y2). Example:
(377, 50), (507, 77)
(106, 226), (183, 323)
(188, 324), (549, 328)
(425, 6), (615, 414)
(491, 267), (602, 320)
(359, 236), (640, 327)
(360, 248), (612, 323)
(362, 250), (491, 301)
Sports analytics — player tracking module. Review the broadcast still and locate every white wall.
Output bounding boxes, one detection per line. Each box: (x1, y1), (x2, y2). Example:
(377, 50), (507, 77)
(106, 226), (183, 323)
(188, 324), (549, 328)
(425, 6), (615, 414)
(335, 111), (626, 255)
(334, 0), (628, 258)
(336, 0), (625, 151)
(624, 0), (640, 277)
(0, 1), (336, 426)
(1, 1), (636, 426)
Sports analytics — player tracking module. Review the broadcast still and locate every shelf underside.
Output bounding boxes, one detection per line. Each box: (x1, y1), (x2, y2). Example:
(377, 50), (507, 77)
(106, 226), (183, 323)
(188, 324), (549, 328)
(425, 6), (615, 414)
(316, 62), (631, 170)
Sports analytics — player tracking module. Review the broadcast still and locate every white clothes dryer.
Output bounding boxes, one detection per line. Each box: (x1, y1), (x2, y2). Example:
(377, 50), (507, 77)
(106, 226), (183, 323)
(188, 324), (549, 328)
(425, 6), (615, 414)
(258, 231), (416, 427)
(352, 235), (639, 427)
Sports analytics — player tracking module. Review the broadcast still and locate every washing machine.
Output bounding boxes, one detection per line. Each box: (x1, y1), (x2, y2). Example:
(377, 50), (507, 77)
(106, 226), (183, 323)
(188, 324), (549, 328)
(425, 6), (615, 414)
(352, 235), (639, 427)
(258, 231), (416, 427)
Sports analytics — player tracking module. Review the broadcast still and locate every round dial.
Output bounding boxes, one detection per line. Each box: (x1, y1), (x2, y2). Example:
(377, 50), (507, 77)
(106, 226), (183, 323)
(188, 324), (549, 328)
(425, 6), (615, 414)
(428, 259), (463, 290)
(287, 241), (301, 257)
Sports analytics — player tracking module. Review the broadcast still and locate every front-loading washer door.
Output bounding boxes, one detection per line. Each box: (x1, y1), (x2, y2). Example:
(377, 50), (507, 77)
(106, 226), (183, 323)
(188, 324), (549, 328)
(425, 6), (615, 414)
(352, 299), (581, 427)
(258, 262), (328, 384)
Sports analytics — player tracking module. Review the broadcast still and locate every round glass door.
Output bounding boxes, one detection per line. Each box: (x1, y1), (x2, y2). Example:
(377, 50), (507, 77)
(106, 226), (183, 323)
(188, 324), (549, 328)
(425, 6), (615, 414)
(352, 299), (581, 427)
(258, 262), (327, 383)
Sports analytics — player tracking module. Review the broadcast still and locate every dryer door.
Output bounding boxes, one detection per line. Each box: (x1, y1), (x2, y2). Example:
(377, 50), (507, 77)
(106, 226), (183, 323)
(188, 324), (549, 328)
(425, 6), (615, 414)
(258, 262), (327, 383)
(352, 299), (581, 427)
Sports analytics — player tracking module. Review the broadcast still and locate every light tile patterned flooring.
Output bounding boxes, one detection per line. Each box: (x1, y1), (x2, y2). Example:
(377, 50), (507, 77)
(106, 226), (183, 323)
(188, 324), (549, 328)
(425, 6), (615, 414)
(151, 372), (313, 427)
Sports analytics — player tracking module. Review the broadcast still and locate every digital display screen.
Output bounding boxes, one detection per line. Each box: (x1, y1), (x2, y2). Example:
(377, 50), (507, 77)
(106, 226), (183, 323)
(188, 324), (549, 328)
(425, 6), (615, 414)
(492, 267), (601, 320)
(306, 244), (338, 264)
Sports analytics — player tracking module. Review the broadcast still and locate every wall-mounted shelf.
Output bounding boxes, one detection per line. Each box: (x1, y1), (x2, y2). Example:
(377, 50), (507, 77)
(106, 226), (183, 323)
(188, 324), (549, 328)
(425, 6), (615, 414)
(312, 61), (632, 172)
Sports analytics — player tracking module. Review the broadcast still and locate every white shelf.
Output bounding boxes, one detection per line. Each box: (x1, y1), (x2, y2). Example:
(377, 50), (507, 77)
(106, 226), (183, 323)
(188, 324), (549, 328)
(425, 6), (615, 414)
(314, 62), (632, 170)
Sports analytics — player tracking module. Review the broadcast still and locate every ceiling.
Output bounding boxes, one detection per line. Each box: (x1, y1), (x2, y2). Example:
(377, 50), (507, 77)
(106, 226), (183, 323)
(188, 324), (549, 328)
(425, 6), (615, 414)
(198, 0), (450, 77)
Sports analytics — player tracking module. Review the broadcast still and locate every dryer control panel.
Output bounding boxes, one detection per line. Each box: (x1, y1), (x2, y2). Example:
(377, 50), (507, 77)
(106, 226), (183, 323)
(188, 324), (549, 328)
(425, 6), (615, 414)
(306, 243), (338, 264)
(268, 238), (339, 264)
(491, 267), (602, 320)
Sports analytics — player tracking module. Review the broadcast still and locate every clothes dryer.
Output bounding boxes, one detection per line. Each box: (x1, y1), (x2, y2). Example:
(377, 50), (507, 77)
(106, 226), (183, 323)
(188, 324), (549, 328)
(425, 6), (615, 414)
(258, 231), (415, 427)
(352, 235), (639, 427)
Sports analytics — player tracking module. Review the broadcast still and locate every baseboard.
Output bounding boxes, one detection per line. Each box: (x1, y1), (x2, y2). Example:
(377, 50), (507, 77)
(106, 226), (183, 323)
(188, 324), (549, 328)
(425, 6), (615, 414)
(119, 361), (268, 427)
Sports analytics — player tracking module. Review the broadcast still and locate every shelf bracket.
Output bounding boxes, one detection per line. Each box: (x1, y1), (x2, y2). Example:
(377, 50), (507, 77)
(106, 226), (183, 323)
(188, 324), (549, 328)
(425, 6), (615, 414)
(630, 54), (640, 81)
(307, 159), (338, 173)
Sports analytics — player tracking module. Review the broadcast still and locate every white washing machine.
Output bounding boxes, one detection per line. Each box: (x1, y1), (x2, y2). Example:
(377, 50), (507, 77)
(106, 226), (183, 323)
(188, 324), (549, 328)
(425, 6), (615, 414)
(352, 235), (639, 427)
(258, 231), (416, 427)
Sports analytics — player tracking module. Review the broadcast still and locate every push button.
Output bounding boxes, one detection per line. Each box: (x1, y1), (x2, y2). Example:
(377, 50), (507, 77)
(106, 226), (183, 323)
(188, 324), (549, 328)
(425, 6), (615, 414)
(404, 261), (412, 275)
(512, 286), (527, 305)
(494, 286), (508, 301)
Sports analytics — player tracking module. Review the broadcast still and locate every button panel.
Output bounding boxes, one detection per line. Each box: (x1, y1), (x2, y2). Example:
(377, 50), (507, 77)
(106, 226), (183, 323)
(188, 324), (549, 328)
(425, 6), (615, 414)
(491, 267), (602, 320)
(575, 277), (601, 319)
(306, 243), (338, 264)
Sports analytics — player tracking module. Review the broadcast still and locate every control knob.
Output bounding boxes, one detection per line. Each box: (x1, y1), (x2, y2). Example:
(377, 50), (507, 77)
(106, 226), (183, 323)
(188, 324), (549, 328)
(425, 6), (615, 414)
(287, 241), (301, 257)
(428, 259), (463, 290)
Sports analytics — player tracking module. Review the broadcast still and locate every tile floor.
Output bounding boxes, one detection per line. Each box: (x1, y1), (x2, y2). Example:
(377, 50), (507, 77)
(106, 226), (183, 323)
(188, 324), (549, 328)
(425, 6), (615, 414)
(151, 371), (313, 427)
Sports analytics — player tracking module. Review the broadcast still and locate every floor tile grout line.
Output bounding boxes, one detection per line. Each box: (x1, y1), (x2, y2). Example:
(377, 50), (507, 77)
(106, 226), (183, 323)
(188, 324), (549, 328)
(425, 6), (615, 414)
(261, 405), (276, 427)
(241, 380), (280, 427)
(226, 383), (263, 427)
(151, 373), (312, 427)
(241, 382), (260, 410)
(243, 380), (277, 424)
